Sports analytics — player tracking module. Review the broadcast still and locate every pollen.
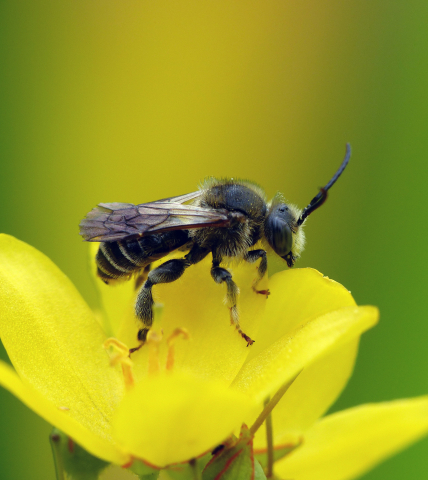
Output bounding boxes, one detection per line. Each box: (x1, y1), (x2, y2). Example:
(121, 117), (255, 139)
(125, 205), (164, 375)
(104, 338), (135, 390)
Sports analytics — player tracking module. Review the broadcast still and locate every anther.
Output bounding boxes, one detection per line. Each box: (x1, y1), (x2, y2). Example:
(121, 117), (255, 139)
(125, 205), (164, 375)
(104, 338), (135, 390)
(166, 328), (190, 371)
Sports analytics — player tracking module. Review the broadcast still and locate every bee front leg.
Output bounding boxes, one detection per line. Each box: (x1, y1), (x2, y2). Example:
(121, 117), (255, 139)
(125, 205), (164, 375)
(244, 249), (270, 297)
(211, 259), (254, 346)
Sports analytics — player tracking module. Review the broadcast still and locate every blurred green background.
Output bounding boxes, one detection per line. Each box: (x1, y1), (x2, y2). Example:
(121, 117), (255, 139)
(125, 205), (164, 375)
(1, 1), (428, 478)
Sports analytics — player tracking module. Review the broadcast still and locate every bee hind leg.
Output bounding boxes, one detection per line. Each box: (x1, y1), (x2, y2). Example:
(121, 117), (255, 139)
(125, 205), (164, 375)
(211, 260), (254, 346)
(131, 258), (189, 353)
(244, 249), (270, 297)
(134, 264), (151, 291)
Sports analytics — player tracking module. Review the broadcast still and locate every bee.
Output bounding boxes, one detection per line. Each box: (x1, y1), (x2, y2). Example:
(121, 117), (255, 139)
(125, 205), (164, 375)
(80, 144), (351, 350)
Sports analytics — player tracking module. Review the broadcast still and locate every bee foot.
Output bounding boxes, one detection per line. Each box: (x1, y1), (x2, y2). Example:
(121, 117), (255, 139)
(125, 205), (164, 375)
(238, 329), (254, 346)
(252, 287), (270, 297)
(129, 343), (144, 356)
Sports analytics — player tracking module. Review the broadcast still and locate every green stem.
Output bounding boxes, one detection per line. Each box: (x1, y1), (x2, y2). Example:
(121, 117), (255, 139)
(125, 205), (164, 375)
(249, 372), (301, 436)
(264, 397), (274, 479)
(190, 458), (202, 480)
(49, 430), (65, 480)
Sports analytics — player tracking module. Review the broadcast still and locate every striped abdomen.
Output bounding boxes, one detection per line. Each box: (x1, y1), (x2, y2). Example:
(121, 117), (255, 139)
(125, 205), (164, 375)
(96, 230), (190, 284)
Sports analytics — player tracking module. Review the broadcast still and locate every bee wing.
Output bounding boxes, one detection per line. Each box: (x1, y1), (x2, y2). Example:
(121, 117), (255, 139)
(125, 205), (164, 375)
(79, 191), (230, 242)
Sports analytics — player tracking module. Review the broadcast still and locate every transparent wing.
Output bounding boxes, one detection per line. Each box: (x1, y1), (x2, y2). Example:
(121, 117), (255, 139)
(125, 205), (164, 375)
(79, 191), (230, 242)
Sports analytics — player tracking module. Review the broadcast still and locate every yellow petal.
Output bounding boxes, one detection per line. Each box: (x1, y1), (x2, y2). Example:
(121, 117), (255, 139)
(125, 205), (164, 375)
(0, 235), (123, 440)
(246, 268), (356, 362)
(131, 256), (267, 384)
(113, 372), (258, 467)
(232, 306), (379, 402)
(0, 360), (128, 464)
(89, 242), (138, 339)
(252, 338), (359, 449)
(275, 396), (428, 480)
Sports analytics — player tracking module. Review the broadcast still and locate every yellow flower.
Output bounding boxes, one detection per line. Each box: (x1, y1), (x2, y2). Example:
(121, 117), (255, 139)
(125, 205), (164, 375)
(0, 233), (426, 480)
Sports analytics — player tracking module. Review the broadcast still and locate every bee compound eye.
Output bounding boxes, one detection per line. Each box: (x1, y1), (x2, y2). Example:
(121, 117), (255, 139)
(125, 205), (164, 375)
(273, 222), (293, 257)
(265, 214), (293, 258)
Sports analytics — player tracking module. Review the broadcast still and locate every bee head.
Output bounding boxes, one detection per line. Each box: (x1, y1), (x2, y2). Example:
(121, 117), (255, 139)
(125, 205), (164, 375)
(266, 143), (351, 268)
(264, 198), (305, 267)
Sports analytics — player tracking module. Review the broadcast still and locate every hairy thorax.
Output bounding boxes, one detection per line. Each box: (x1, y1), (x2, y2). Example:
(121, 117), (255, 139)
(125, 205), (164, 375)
(190, 180), (268, 259)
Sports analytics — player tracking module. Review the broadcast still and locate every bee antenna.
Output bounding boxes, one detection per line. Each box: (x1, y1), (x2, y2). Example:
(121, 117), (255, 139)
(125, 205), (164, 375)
(297, 143), (351, 226)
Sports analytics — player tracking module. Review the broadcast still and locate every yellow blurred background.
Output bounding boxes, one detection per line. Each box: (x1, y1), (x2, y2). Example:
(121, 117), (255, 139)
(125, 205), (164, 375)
(1, 1), (427, 478)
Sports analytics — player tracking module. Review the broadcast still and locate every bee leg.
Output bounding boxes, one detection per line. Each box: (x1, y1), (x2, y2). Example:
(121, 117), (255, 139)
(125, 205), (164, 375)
(134, 258), (190, 343)
(134, 264), (151, 291)
(244, 249), (270, 296)
(130, 246), (210, 354)
(211, 260), (254, 346)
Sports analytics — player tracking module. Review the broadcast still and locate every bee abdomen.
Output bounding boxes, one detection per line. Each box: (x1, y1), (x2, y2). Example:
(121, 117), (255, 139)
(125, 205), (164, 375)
(96, 241), (141, 282)
(95, 231), (191, 284)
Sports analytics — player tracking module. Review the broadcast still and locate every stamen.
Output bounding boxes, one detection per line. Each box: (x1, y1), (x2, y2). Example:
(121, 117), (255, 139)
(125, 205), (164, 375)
(166, 328), (190, 371)
(104, 338), (135, 390)
(104, 337), (129, 356)
(146, 329), (163, 376)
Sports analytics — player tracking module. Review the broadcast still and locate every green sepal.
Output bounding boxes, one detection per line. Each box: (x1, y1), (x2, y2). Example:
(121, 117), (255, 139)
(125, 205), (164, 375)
(50, 428), (109, 480)
(131, 472), (159, 480)
(202, 425), (267, 480)
(166, 453), (211, 480)
(128, 459), (160, 479)
(254, 439), (302, 469)
(253, 459), (266, 480)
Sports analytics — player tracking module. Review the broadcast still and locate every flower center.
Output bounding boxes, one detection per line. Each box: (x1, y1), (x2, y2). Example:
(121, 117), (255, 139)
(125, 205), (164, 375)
(147, 327), (190, 375)
(104, 328), (190, 387)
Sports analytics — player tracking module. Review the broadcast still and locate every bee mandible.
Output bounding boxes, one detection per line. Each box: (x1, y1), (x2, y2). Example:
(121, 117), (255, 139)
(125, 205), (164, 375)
(80, 144), (351, 350)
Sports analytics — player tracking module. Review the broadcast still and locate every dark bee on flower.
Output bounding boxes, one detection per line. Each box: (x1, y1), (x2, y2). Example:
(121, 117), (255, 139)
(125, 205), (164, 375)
(79, 144), (351, 350)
